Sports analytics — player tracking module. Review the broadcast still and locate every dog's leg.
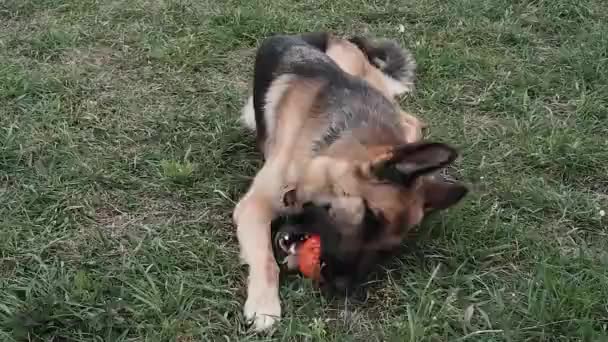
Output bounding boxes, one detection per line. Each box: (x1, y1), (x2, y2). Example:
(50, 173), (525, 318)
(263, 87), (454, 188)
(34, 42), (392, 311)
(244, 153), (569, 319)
(234, 157), (287, 331)
(235, 156), (307, 330)
(235, 79), (322, 331)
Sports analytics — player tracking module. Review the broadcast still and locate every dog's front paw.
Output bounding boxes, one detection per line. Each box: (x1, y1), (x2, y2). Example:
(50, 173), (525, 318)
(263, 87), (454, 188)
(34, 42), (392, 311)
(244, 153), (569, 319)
(244, 289), (281, 331)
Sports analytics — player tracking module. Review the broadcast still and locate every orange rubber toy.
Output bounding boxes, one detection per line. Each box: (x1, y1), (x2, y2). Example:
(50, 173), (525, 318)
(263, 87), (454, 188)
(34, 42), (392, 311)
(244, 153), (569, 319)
(297, 235), (322, 280)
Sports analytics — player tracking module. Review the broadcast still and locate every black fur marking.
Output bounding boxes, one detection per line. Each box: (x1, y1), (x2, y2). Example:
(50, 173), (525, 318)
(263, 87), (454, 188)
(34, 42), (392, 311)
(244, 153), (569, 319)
(299, 32), (330, 52)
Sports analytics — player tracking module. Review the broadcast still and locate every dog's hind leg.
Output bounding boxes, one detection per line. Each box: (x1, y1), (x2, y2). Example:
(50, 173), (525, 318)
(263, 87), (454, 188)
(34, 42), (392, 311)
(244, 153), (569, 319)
(348, 36), (417, 98)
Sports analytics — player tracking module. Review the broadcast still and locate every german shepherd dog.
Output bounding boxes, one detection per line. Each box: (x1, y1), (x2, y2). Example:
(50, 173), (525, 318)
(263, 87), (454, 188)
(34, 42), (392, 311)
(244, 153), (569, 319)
(234, 32), (468, 331)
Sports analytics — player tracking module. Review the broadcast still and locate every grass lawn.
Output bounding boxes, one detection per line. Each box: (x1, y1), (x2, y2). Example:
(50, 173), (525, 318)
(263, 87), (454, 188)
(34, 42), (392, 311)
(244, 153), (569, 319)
(1, 0), (607, 340)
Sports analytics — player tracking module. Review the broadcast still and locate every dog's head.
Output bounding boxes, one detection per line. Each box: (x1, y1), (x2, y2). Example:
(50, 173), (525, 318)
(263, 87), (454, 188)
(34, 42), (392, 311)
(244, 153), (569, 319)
(277, 141), (468, 293)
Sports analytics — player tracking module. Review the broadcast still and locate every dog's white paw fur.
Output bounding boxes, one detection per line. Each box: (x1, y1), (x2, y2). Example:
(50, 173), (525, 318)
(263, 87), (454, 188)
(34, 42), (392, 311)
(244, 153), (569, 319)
(244, 285), (281, 331)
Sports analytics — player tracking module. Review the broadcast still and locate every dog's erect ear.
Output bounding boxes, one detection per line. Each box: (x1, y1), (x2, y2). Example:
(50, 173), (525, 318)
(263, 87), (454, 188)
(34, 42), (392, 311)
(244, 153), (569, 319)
(368, 142), (458, 185)
(422, 180), (468, 210)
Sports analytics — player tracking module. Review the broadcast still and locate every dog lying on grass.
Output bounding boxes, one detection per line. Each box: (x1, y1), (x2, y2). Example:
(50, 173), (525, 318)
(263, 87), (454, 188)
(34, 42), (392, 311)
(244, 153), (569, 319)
(234, 32), (468, 331)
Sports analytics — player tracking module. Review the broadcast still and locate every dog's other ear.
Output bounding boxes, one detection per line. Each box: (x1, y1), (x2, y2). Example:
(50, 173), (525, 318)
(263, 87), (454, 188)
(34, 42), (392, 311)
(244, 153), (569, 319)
(368, 142), (458, 185)
(421, 179), (468, 210)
